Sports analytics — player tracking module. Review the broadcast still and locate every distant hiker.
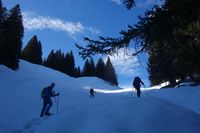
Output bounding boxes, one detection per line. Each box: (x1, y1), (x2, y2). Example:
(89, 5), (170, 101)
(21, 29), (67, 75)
(133, 77), (144, 97)
(90, 88), (95, 98)
(40, 83), (59, 117)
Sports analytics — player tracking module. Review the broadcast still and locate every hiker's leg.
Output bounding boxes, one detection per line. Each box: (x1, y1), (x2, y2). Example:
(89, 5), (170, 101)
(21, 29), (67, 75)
(135, 86), (140, 97)
(138, 89), (141, 97)
(40, 99), (48, 117)
(45, 99), (53, 115)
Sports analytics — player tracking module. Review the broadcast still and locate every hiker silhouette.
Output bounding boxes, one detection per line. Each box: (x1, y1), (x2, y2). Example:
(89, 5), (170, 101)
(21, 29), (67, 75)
(90, 88), (95, 98)
(133, 77), (144, 97)
(40, 83), (59, 117)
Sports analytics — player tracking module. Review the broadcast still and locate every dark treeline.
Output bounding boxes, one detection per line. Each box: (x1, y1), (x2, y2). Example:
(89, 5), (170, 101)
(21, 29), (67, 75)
(82, 57), (118, 86)
(22, 35), (118, 84)
(0, 0), (24, 70)
(0, 0), (118, 86)
(43, 49), (81, 78)
(76, 0), (200, 86)
(21, 35), (42, 65)
(20, 34), (81, 78)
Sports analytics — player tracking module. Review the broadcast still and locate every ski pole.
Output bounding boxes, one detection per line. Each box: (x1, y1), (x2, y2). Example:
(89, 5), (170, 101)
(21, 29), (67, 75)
(56, 95), (59, 113)
(143, 85), (148, 97)
(54, 94), (59, 114)
(54, 96), (57, 113)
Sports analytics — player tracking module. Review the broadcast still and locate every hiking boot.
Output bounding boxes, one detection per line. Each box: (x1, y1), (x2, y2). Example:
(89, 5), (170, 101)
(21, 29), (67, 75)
(45, 112), (53, 116)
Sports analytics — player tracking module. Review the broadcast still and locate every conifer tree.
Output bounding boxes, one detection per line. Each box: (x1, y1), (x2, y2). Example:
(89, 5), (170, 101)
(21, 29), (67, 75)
(69, 51), (75, 76)
(74, 66), (81, 78)
(104, 57), (118, 86)
(64, 51), (75, 76)
(6, 4), (23, 69)
(21, 35), (42, 64)
(55, 50), (65, 72)
(89, 57), (96, 76)
(0, 0), (7, 37)
(64, 52), (70, 75)
(44, 50), (56, 69)
(0, 3), (24, 70)
(96, 58), (106, 79)
(44, 50), (78, 77)
(82, 57), (96, 77)
(77, 0), (200, 85)
(0, 0), (7, 65)
(44, 50), (66, 73)
(82, 59), (90, 76)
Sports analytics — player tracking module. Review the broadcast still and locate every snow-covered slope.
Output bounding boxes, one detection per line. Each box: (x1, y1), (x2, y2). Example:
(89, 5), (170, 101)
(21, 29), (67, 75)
(0, 60), (200, 133)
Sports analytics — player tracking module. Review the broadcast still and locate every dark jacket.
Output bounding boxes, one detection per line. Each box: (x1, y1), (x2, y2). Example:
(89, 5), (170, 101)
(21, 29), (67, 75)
(42, 86), (58, 99)
(133, 77), (144, 88)
(90, 89), (95, 94)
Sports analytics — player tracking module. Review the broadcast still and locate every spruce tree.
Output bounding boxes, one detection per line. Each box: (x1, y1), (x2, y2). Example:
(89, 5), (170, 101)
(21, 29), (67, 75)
(44, 50), (57, 69)
(64, 52), (70, 75)
(0, 0), (7, 65)
(96, 58), (106, 79)
(55, 50), (65, 72)
(104, 57), (118, 86)
(0, 0), (7, 37)
(82, 59), (90, 76)
(44, 50), (67, 73)
(21, 35), (42, 64)
(77, 0), (200, 85)
(89, 57), (96, 76)
(44, 50), (78, 77)
(74, 66), (81, 78)
(82, 57), (96, 77)
(6, 4), (23, 69)
(64, 51), (75, 76)
(0, 3), (24, 70)
(69, 51), (75, 76)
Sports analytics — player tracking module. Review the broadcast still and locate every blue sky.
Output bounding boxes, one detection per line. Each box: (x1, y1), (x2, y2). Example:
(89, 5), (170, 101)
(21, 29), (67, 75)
(2, 0), (160, 88)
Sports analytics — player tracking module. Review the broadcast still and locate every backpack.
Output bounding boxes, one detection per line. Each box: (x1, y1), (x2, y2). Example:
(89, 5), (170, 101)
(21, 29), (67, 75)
(133, 77), (140, 87)
(41, 87), (48, 98)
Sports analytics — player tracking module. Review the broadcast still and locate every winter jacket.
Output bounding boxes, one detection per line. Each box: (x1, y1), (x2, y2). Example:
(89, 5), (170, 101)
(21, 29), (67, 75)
(41, 86), (58, 99)
(133, 77), (144, 88)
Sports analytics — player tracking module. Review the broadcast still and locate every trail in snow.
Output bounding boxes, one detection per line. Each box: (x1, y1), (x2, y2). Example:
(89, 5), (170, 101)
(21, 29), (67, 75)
(32, 96), (200, 133)
(1, 60), (200, 133)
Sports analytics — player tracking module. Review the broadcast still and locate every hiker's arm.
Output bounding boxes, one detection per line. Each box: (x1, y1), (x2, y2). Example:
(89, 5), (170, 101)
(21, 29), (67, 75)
(140, 80), (144, 85)
(51, 91), (60, 97)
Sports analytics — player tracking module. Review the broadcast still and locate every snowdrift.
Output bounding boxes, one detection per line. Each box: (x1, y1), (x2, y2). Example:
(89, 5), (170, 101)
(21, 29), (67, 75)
(0, 60), (200, 133)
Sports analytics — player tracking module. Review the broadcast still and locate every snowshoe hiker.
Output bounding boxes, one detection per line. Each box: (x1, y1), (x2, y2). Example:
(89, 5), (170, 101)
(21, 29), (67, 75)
(40, 83), (59, 117)
(90, 88), (95, 98)
(133, 77), (144, 97)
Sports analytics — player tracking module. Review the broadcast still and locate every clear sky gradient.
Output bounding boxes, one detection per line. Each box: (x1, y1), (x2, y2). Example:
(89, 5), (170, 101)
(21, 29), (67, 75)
(2, 0), (161, 88)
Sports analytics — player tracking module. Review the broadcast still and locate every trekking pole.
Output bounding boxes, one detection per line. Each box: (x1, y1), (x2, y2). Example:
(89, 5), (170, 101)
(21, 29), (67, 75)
(56, 94), (59, 113)
(143, 85), (148, 97)
(54, 96), (57, 113)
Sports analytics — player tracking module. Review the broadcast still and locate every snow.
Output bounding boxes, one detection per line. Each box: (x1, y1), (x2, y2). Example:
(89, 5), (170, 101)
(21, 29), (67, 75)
(0, 60), (200, 133)
(175, 81), (196, 88)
